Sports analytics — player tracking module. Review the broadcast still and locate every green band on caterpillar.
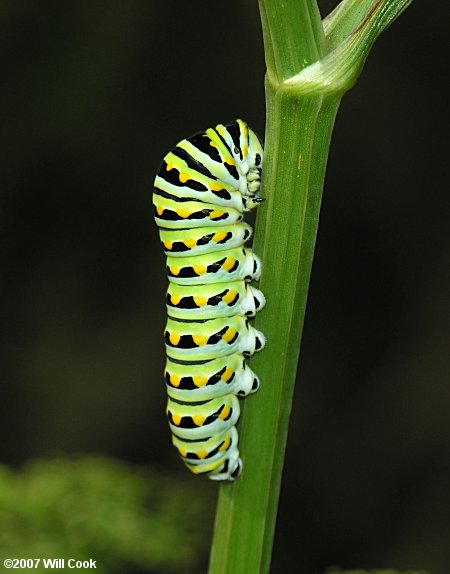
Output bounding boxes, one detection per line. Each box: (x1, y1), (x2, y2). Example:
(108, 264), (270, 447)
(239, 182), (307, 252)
(166, 280), (265, 320)
(159, 222), (253, 257)
(165, 315), (265, 362)
(153, 119), (265, 481)
(166, 247), (261, 286)
(165, 354), (260, 401)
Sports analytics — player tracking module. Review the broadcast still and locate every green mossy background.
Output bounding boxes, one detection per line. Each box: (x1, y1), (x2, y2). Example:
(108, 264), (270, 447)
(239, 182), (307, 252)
(0, 1), (448, 573)
(0, 458), (213, 573)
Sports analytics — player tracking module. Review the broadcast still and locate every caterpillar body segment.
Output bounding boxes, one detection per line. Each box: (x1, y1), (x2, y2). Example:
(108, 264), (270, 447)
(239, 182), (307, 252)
(159, 222), (253, 258)
(172, 426), (241, 480)
(153, 194), (243, 230)
(153, 119), (264, 481)
(165, 354), (260, 402)
(164, 315), (266, 362)
(176, 135), (244, 192)
(155, 157), (247, 210)
(167, 393), (240, 441)
(166, 280), (265, 320)
(166, 247), (262, 286)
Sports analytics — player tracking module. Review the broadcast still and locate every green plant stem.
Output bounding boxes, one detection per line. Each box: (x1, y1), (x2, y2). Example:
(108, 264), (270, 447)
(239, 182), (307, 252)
(209, 89), (341, 574)
(258, 0), (326, 79)
(208, 1), (414, 573)
(209, 6), (339, 572)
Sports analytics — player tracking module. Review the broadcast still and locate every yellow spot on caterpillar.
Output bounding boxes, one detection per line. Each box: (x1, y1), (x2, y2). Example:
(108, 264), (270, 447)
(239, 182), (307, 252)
(193, 264), (207, 275)
(213, 231), (227, 243)
(192, 415), (206, 426)
(176, 208), (191, 219)
(221, 367), (233, 382)
(220, 437), (231, 451)
(183, 238), (196, 248)
(170, 265), (180, 276)
(169, 332), (181, 346)
(172, 414), (182, 426)
(242, 145), (248, 157)
(197, 450), (208, 459)
(210, 183), (223, 191)
(193, 375), (207, 387)
(222, 257), (236, 271)
(192, 334), (208, 346)
(222, 290), (237, 304)
(163, 240), (173, 250)
(209, 140), (217, 147)
(178, 447), (187, 457)
(179, 172), (190, 183)
(166, 163), (174, 171)
(189, 465), (201, 474)
(210, 210), (224, 220)
(170, 293), (181, 305)
(156, 206), (164, 216)
(193, 295), (207, 307)
(219, 405), (231, 420)
(170, 374), (181, 387)
(222, 328), (237, 343)
(224, 156), (235, 166)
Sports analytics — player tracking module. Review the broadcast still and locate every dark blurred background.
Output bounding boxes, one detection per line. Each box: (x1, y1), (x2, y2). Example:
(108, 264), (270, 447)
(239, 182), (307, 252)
(1, 1), (448, 573)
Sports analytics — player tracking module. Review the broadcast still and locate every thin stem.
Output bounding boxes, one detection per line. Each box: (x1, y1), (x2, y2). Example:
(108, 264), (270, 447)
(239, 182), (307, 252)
(259, 0), (326, 82)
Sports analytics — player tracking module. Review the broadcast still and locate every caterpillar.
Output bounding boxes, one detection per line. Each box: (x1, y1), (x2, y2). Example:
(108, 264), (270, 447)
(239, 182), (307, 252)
(153, 119), (265, 481)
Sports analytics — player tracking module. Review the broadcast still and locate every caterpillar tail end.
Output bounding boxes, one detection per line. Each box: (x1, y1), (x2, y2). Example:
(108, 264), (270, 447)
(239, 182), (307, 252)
(208, 457), (243, 482)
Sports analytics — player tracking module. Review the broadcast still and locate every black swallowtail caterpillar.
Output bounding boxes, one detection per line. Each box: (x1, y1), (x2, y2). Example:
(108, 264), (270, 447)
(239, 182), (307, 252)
(153, 119), (265, 481)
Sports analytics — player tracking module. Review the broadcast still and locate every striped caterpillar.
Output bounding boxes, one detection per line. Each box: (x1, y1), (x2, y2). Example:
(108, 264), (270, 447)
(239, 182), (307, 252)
(153, 119), (265, 480)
